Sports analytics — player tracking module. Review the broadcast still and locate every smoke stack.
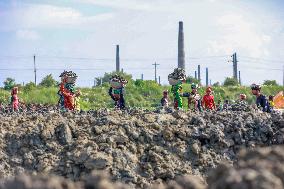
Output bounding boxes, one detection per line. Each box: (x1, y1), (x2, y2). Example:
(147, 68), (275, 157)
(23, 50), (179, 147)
(116, 45), (120, 72)
(178, 21), (185, 69)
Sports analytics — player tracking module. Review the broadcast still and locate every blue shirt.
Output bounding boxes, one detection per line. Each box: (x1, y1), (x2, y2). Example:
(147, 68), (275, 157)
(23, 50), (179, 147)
(256, 94), (270, 112)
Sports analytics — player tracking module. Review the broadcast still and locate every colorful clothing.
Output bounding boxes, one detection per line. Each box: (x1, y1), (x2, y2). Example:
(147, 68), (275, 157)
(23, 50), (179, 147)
(256, 94), (271, 113)
(202, 94), (215, 110)
(11, 94), (19, 111)
(161, 97), (169, 107)
(188, 92), (202, 111)
(74, 96), (80, 111)
(171, 83), (183, 109)
(60, 83), (75, 111)
(109, 87), (125, 109)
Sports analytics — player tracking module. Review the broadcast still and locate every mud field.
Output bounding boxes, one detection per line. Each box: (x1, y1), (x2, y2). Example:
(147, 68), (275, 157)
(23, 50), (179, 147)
(0, 108), (283, 188)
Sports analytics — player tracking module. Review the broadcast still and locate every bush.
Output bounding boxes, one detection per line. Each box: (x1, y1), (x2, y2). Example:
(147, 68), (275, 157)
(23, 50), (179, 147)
(223, 77), (239, 87)
(213, 82), (220, 87)
(186, 76), (200, 85)
(24, 82), (36, 92)
(39, 74), (58, 87)
(263, 80), (279, 86)
(95, 71), (132, 86)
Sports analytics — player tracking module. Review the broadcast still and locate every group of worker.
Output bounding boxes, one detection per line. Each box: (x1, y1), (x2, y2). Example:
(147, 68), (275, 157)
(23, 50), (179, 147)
(161, 81), (275, 113)
(6, 69), (281, 113)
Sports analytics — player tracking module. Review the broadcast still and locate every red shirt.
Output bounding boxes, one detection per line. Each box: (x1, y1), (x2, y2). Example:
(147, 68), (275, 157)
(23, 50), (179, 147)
(203, 94), (215, 110)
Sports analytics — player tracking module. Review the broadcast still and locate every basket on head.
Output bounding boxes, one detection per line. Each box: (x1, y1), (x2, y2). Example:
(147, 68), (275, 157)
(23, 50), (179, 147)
(168, 68), (186, 85)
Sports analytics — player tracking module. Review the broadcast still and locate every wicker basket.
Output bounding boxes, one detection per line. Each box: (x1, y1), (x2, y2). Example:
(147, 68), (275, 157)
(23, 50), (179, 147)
(168, 78), (181, 85)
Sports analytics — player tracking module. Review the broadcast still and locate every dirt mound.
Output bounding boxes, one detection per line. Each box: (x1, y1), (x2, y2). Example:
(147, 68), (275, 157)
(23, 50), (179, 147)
(0, 109), (283, 188)
(208, 145), (284, 189)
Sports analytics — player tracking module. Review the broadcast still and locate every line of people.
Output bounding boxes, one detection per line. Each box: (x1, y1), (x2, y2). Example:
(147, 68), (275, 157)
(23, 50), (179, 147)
(4, 69), (281, 113)
(161, 82), (275, 113)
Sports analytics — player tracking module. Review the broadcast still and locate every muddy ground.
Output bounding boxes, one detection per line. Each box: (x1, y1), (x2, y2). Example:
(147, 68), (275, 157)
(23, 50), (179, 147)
(0, 108), (283, 188)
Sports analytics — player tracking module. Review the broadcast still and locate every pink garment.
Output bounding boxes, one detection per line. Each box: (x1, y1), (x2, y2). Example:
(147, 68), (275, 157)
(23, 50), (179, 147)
(12, 94), (19, 111)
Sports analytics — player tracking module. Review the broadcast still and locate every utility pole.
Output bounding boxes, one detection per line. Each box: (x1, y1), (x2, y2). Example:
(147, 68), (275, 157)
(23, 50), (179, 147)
(94, 78), (96, 87)
(33, 55), (37, 85)
(239, 71), (241, 86)
(206, 67), (209, 87)
(194, 71), (197, 80)
(198, 65), (201, 82)
(152, 62), (160, 83)
(178, 21), (185, 69)
(116, 45), (120, 72)
(141, 74), (144, 81)
(283, 65), (284, 86)
(159, 76), (161, 85)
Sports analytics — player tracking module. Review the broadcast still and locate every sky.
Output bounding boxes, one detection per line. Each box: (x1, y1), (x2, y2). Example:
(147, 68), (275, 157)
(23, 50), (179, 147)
(0, 0), (284, 87)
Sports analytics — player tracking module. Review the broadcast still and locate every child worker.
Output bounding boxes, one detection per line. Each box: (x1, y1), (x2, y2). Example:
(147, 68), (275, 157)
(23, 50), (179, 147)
(10, 87), (19, 112)
(161, 90), (169, 108)
(202, 86), (216, 111)
(186, 83), (202, 111)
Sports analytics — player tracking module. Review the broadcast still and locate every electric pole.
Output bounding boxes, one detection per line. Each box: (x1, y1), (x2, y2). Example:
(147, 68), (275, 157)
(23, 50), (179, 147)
(206, 67), (209, 87)
(283, 65), (284, 86)
(94, 78), (96, 87)
(194, 71), (197, 79)
(152, 62), (160, 83)
(198, 65), (201, 82)
(159, 76), (161, 85)
(141, 74), (144, 81)
(33, 55), (37, 85)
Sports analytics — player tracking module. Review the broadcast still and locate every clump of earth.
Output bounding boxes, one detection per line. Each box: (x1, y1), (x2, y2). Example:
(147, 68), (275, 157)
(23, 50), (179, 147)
(0, 108), (283, 188)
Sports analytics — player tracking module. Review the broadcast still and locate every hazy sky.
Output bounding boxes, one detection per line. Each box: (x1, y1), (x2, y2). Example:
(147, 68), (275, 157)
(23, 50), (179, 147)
(0, 0), (284, 86)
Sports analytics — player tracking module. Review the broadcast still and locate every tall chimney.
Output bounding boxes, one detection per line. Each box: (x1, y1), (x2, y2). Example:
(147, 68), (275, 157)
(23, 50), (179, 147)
(116, 45), (120, 72)
(178, 21), (185, 69)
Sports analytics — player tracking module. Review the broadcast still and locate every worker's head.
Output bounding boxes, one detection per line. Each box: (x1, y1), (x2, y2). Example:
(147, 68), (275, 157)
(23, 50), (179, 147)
(251, 84), (261, 96)
(240, 94), (247, 100)
(11, 87), (18, 95)
(163, 90), (168, 97)
(191, 83), (198, 93)
(206, 87), (212, 95)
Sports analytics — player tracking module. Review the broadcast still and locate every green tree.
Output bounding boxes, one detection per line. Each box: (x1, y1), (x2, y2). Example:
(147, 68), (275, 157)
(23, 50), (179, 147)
(223, 77), (239, 87)
(186, 76), (200, 85)
(263, 80), (278, 86)
(3, 77), (16, 90)
(95, 71), (132, 86)
(39, 74), (58, 87)
(213, 82), (220, 87)
(24, 82), (36, 92)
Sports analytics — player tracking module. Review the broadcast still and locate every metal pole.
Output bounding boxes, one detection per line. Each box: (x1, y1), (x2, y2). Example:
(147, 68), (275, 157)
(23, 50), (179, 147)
(141, 74), (144, 81)
(283, 65), (284, 86)
(116, 45), (120, 72)
(159, 76), (161, 85)
(194, 71), (197, 79)
(34, 55), (37, 85)
(239, 71), (241, 85)
(152, 62), (160, 83)
(206, 67), (209, 87)
(178, 21), (185, 69)
(198, 65), (201, 82)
